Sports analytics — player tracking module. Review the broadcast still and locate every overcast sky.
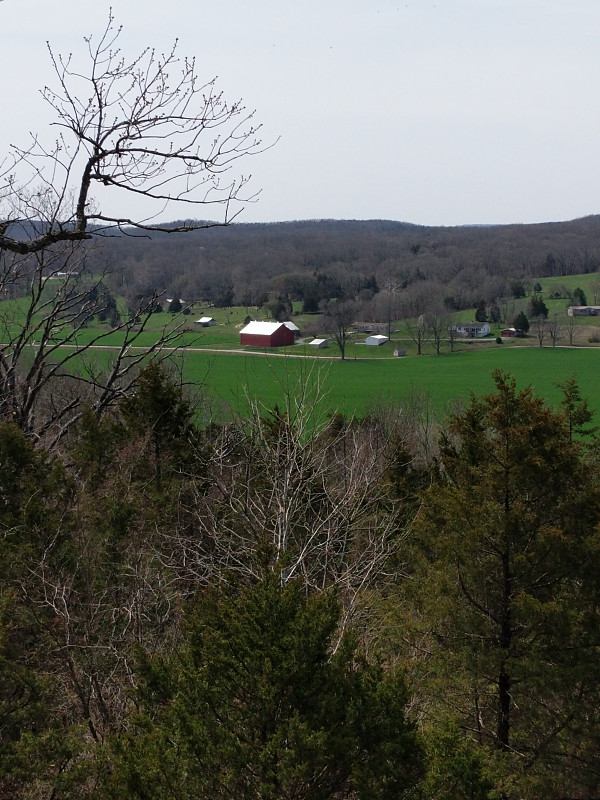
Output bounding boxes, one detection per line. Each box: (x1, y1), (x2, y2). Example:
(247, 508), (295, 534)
(2, 0), (600, 226)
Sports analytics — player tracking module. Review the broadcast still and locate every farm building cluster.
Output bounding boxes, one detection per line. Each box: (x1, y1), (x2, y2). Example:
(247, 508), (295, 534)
(238, 321), (390, 349)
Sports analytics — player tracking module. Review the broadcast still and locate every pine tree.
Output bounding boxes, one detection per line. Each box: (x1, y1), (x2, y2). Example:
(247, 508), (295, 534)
(407, 371), (600, 797)
(557, 374), (598, 442)
(119, 360), (198, 486)
(513, 310), (530, 333)
(108, 576), (423, 800)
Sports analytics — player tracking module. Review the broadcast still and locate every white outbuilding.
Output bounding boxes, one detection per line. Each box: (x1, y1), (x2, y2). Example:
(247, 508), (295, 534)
(194, 317), (216, 327)
(309, 338), (329, 348)
(365, 334), (389, 346)
(283, 320), (301, 337)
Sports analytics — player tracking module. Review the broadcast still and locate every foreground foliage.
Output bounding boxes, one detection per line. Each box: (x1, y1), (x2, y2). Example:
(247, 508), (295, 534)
(107, 576), (422, 800)
(0, 364), (599, 799)
(389, 370), (600, 797)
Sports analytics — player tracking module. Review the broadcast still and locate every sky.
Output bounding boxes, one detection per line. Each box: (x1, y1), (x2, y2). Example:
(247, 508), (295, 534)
(2, 0), (600, 227)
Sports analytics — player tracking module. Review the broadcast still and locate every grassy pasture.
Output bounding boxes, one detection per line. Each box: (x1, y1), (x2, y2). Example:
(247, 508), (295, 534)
(2, 289), (599, 425)
(179, 346), (600, 425)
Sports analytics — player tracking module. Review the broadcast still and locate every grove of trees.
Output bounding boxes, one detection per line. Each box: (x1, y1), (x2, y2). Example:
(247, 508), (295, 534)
(79, 216), (600, 331)
(0, 362), (599, 800)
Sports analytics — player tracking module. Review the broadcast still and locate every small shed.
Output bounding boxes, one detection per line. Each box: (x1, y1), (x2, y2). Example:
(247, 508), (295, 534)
(365, 334), (389, 346)
(309, 338), (329, 349)
(195, 316), (216, 327)
(283, 320), (301, 337)
(501, 327), (517, 338)
(240, 321), (295, 347)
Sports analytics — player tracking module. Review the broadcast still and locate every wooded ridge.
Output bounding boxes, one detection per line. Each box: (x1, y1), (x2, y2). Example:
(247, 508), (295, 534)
(87, 215), (600, 318)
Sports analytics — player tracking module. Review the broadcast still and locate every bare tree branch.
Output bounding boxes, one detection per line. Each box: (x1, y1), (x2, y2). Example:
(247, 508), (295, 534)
(0, 11), (268, 254)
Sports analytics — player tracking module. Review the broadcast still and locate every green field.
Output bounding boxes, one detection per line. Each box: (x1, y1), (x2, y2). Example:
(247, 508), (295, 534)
(178, 346), (600, 425)
(4, 286), (600, 426)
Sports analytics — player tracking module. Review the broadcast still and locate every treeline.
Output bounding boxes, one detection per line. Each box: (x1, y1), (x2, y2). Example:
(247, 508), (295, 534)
(90, 216), (600, 320)
(1, 363), (600, 799)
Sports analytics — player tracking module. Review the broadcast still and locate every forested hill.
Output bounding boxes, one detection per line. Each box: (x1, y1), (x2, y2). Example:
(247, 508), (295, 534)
(94, 215), (600, 314)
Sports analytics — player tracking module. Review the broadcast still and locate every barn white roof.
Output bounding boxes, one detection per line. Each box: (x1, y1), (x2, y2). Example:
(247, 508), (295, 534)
(240, 321), (285, 335)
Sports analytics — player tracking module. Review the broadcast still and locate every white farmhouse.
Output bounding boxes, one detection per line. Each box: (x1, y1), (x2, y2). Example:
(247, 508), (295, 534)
(449, 322), (491, 338)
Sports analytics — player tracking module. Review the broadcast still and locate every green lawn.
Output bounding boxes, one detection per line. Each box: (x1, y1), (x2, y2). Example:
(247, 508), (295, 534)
(3, 291), (599, 426)
(178, 346), (600, 425)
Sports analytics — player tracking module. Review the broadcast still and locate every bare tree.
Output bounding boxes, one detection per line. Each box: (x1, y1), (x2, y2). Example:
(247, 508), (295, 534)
(424, 311), (450, 355)
(447, 319), (459, 353)
(547, 314), (563, 347)
(0, 243), (186, 447)
(405, 315), (430, 356)
(322, 299), (358, 360)
(157, 382), (408, 631)
(1, 12), (264, 253)
(377, 281), (403, 336)
(534, 314), (546, 347)
(0, 14), (266, 445)
(566, 313), (582, 347)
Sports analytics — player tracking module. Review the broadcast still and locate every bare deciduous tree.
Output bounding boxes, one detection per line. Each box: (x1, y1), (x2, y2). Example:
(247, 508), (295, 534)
(321, 299), (358, 360)
(566, 313), (581, 347)
(155, 378), (409, 631)
(547, 314), (563, 348)
(424, 311), (450, 355)
(405, 315), (430, 356)
(0, 13), (266, 445)
(1, 12), (265, 252)
(534, 314), (547, 348)
(0, 243), (186, 447)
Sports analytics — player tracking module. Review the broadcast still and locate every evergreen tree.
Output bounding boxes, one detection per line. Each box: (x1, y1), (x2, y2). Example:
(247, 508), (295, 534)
(513, 310), (530, 333)
(406, 371), (600, 797)
(108, 576), (423, 800)
(474, 300), (487, 322)
(510, 281), (526, 299)
(527, 294), (548, 319)
(557, 374), (598, 442)
(119, 360), (198, 486)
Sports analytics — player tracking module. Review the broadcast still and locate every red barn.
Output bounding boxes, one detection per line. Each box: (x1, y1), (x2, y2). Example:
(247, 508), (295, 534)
(240, 321), (295, 347)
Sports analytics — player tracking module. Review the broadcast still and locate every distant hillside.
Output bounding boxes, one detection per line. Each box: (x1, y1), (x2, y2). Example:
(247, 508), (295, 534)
(78, 215), (600, 316)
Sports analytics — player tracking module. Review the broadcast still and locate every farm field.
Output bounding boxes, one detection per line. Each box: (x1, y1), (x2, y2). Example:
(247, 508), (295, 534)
(178, 345), (600, 425)
(3, 286), (599, 425)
